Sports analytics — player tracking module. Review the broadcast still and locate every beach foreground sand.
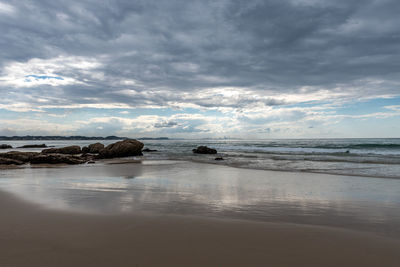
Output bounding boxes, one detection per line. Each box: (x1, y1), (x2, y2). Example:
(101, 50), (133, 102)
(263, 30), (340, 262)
(1, 190), (399, 267)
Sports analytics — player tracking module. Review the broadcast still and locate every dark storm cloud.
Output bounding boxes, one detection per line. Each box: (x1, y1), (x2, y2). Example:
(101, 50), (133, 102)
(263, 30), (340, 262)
(1, 0), (400, 109)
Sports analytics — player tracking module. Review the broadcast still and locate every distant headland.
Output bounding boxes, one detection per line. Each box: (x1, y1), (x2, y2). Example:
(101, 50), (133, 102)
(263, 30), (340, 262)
(0, 136), (170, 141)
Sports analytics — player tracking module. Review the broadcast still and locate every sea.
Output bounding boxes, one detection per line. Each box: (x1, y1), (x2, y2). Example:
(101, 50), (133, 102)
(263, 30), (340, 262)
(1, 138), (400, 179)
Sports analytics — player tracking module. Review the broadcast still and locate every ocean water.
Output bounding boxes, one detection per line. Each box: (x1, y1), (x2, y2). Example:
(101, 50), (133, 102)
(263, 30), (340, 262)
(1, 138), (400, 178)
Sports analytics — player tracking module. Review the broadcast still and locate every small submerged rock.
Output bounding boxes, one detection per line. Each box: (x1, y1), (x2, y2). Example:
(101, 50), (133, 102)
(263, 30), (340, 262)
(0, 144), (12, 149)
(17, 144), (47, 148)
(192, 146), (217, 154)
(214, 157), (224, 161)
(142, 148), (158, 152)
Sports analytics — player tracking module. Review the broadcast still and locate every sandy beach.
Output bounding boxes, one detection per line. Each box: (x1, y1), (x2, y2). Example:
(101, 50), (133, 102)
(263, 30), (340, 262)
(1, 189), (400, 267)
(0, 160), (400, 266)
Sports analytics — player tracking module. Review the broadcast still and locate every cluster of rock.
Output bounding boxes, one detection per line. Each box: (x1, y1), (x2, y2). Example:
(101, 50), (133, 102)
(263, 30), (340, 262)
(1, 144), (48, 149)
(0, 139), (144, 166)
(1, 142), (224, 166)
(192, 146), (217, 154)
(192, 146), (224, 160)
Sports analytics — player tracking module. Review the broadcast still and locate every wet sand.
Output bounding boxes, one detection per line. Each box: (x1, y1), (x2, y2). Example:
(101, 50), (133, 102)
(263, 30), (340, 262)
(1, 190), (400, 267)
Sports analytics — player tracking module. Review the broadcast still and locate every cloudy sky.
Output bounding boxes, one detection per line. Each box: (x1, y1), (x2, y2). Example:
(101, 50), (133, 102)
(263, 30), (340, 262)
(1, 0), (399, 138)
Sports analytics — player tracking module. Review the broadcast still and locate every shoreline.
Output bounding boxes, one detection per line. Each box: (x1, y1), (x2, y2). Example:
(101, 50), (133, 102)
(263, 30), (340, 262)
(2, 157), (400, 180)
(1, 160), (400, 237)
(1, 189), (400, 266)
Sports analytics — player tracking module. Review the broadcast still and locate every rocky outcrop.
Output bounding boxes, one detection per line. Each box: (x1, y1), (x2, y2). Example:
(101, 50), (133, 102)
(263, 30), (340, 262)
(0, 140), (145, 166)
(42, 146), (81, 155)
(97, 139), (144, 159)
(30, 154), (85, 165)
(0, 144), (12, 149)
(88, 143), (104, 153)
(17, 144), (47, 148)
(192, 146), (217, 154)
(82, 143), (104, 154)
(0, 151), (39, 163)
(0, 157), (24, 165)
(0, 150), (90, 166)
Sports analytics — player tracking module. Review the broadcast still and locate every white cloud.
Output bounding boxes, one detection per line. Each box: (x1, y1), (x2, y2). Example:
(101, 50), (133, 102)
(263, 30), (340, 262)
(0, 2), (15, 14)
(0, 118), (79, 135)
(0, 56), (102, 87)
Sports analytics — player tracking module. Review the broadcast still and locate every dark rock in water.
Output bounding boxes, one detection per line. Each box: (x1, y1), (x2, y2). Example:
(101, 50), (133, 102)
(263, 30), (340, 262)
(82, 146), (90, 154)
(17, 144), (47, 148)
(192, 146), (217, 154)
(0, 151), (87, 165)
(97, 139), (144, 159)
(0, 152), (39, 163)
(142, 148), (158, 152)
(80, 153), (95, 161)
(30, 154), (85, 165)
(42, 145), (81, 155)
(88, 142), (104, 153)
(0, 144), (12, 149)
(214, 157), (224, 160)
(87, 161), (96, 164)
(0, 157), (24, 165)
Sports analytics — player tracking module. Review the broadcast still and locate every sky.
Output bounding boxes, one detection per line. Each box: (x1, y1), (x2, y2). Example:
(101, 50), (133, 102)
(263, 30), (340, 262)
(0, 0), (399, 138)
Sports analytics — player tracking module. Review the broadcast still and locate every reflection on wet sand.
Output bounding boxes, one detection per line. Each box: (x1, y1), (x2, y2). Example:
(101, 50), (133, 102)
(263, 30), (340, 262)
(1, 160), (400, 237)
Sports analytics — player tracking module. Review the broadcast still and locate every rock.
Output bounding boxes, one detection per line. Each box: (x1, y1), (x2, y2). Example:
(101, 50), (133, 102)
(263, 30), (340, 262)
(97, 139), (144, 159)
(0, 152), (39, 163)
(192, 146), (217, 154)
(17, 144), (47, 148)
(142, 148), (158, 152)
(0, 144), (12, 149)
(79, 153), (95, 161)
(30, 154), (85, 165)
(87, 161), (96, 164)
(82, 146), (90, 153)
(88, 142), (104, 153)
(42, 146), (81, 155)
(0, 151), (88, 165)
(0, 157), (24, 165)
(214, 157), (224, 160)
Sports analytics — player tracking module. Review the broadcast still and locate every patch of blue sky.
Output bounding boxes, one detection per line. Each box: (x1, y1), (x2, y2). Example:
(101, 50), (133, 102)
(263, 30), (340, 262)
(334, 96), (400, 116)
(337, 115), (400, 138)
(0, 109), (22, 119)
(24, 75), (64, 81)
(283, 100), (331, 109)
